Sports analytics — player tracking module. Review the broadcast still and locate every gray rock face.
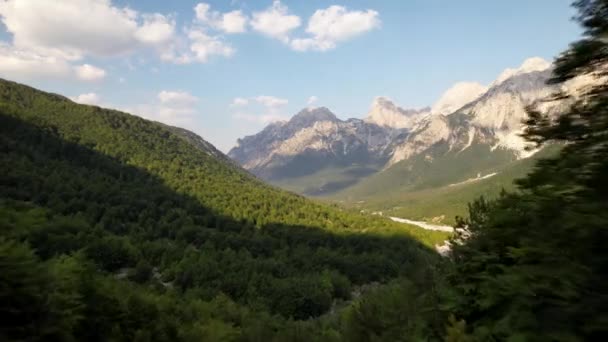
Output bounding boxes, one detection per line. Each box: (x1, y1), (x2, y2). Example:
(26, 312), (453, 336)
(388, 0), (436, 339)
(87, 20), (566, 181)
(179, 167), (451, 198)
(364, 96), (429, 129)
(228, 57), (588, 195)
(229, 107), (402, 180)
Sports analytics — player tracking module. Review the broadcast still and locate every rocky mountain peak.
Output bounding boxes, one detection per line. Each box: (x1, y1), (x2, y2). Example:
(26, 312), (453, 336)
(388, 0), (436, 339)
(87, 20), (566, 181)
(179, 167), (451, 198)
(288, 107), (339, 129)
(228, 56), (590, 196)
(431, 82), (488, 116)
(365, 96), (428, 129)
(492, 57), (552, 87)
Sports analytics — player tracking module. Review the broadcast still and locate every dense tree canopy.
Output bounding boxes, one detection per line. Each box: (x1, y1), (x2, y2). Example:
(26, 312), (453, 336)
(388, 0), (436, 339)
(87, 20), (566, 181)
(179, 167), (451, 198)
(0, 76), (445, 340)
(445, 0), (608, 340)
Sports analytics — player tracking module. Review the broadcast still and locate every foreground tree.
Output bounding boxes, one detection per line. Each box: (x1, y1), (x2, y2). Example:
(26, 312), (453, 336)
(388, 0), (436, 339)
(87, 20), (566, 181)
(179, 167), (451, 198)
(447, 0), (608, 340)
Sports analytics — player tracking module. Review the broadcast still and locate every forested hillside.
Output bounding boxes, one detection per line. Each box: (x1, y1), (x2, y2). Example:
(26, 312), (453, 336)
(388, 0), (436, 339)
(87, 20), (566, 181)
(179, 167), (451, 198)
(341, 2), (608, 339)
(2, 0), (607, 340)
(336, 145), (561, 225)
(442, 0), (608, 339)
(0, 78), (448, 340)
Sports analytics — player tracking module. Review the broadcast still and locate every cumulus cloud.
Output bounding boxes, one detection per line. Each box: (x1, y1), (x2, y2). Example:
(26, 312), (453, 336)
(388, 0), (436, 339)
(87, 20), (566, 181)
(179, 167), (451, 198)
(231, 97), (249, 107)
(0, 0), (176, 60)
(230, 95), (288, 108)
(230, 94), (289, 125)
(126, 90), (201, 127)
(74, 64), (106, 81)
(218, 11), (248, 33)
(135, 13), (176, 45)
(251, 1), (300, 43)
(158, 90), (199, 106)
(71, 92), (101, 105)
(254, 95), (288, 107)
(307, 96), (318, 105)
(194, 3), (211, 21)
(0, 42), (72, 80)
(233, 112), (287, 124)
(0, 42), (110, 82)
(0, 0), (190, 81)
(195, 3), (247, 34)
(163, 28), (234, 64)
(188, 29), (235, 62)
(290, 5), (380, 52)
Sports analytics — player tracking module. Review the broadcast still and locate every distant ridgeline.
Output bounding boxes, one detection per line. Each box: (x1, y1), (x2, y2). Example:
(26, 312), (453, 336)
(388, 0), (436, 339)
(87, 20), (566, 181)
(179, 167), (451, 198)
(229, 58), (586, 223)
(0, 78), (448, 340)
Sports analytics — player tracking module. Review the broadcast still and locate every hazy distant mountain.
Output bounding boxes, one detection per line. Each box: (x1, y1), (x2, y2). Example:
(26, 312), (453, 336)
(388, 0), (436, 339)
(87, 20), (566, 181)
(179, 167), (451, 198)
(431, 82), (487, 116)
(229, 106), (403, 194)
(388, 64), (556, 167)
(229, 57), (584, 197)
(364, 96), (429, 129)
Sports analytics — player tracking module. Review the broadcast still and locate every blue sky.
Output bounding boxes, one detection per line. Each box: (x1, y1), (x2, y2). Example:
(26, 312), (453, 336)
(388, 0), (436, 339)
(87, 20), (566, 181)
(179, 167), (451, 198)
(0, 0), (580, 151)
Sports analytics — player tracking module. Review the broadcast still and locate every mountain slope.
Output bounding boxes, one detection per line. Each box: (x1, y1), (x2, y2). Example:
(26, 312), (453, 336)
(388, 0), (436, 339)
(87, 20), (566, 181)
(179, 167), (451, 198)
(364, 96), (429, 129)
(341, 145), (561, 225)
(228, 105), (409, 194)
(333, 61), (560, 202)
(0, 77), (448, 340)
(230, 58), (565, 199)
(431, 81), (487, 116)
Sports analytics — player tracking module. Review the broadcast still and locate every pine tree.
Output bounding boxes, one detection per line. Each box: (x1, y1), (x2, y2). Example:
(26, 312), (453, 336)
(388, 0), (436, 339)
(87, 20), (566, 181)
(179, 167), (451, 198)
(447, 1), (608, 340)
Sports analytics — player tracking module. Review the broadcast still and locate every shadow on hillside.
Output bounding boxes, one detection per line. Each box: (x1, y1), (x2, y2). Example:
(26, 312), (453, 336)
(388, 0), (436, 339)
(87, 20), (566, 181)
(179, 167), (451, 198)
(1, 113), (438, 319)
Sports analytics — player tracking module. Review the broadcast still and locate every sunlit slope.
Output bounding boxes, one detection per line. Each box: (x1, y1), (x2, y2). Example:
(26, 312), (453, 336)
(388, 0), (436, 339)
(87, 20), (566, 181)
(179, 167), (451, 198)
(0, 78), (445, 245)
(333, 140), (517, 200)
(334, 145), (559, 225)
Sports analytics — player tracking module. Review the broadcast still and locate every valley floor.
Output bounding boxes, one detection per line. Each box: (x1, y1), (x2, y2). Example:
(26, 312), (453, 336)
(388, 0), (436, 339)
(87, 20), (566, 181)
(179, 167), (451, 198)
(389, 216), (453, 232)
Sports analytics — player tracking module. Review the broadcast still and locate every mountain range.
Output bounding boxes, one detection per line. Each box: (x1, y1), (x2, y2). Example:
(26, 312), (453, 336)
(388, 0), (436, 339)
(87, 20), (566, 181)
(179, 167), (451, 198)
(228, 57), (582, 199)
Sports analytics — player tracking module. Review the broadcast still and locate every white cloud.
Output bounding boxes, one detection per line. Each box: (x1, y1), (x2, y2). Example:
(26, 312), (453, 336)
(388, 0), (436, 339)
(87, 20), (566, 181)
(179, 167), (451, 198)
(307, 96), (318, 105)
(231, 97), (249, 107)
(189, 29), (235, 62)
(163, 28), (235, 64)
(230, 94), (289, 125)
(158, 90), (199, 106)
(71, 92), (101, 105)
(0, 0), (179, 72)
(127, 104), (194, 126)
(290, 5), (380, 52)
(219, 11), (248, 34)
(0, 42), (72, 80)
(157, 106), (196, 121)
(195, 3), (247, 34)
(74, 64), (106, 81)
(126, 90), (201, 127)
(135, 13), (175, 45)
(0, 0), (200, 82)
(230, 95), (288, 108)
(254, 95), (288, 107)
(0, 42), (109, 82)
(194, 3), (212, 22)
(251, 1), (300, 43)
(233, 112), (287, 124)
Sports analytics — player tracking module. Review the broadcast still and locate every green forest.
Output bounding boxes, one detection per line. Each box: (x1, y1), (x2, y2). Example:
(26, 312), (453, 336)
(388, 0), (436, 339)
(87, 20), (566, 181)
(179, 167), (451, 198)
(2, 0), (608, 341)
(0, 75), (449, 339)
